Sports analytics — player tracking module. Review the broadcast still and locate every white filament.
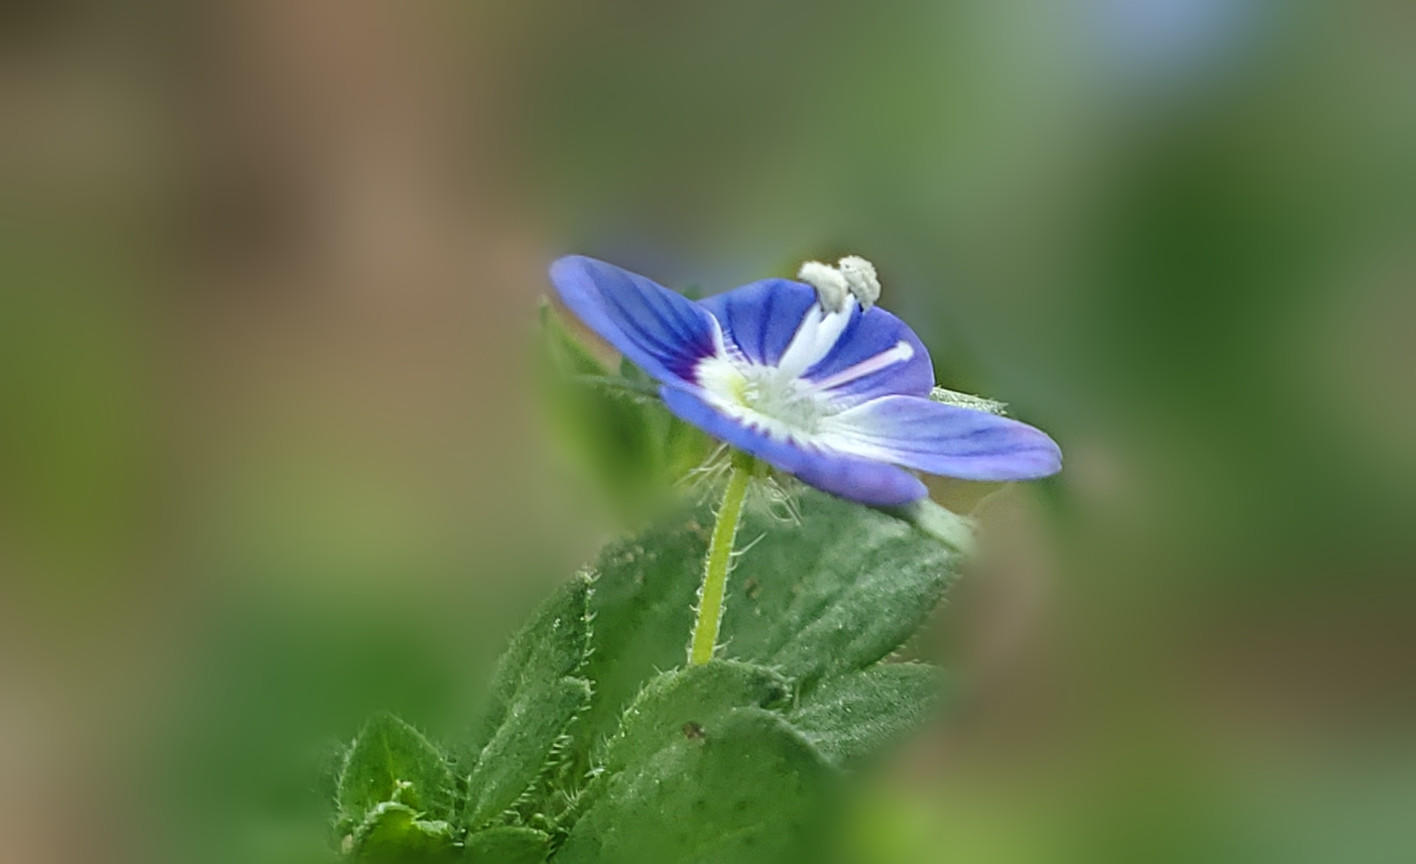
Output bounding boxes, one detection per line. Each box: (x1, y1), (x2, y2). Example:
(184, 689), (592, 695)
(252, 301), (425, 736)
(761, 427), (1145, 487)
(774, 300), (855, 380)
(812, 340), (914, 391)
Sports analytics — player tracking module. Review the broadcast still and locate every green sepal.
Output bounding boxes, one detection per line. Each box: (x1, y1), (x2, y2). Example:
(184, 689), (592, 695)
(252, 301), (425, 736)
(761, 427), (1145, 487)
(929, 385), (1008, 415)
(886, 496), (977, 555)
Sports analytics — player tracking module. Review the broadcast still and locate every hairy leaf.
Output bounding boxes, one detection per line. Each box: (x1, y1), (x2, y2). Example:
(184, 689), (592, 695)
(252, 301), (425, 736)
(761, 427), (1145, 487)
(347, 801), (455, 862)
(556, 709), (835, 864)
(567, 488), (967, 774)
(336, 714), (455, 835)
(538, 302), (709, 520)
(465, 575), (593, 828)
(567, 660), (790, 821)
(721, 490), (966, 687)
(463, 826), (549, 863)
(566, 515), (709, 771)
(789, 662), (945, 765)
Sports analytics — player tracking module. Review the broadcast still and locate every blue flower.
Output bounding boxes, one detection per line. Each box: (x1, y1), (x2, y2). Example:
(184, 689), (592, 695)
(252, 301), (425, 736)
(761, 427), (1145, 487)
(550, 255), (1061, 506)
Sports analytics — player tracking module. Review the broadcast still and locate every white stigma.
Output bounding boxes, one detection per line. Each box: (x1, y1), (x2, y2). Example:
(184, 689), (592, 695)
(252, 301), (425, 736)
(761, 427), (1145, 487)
(796, 260), (849, 313)
(837, 255), (881, 309)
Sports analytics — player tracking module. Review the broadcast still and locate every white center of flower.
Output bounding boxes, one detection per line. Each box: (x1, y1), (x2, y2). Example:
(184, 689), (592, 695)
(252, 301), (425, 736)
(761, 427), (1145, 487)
(696, 355), (832, 440)
(694, 257), (915, 444)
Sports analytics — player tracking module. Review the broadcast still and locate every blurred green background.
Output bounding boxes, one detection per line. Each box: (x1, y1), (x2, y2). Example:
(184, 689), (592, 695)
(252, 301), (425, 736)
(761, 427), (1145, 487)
(3, 1), (1414, 862)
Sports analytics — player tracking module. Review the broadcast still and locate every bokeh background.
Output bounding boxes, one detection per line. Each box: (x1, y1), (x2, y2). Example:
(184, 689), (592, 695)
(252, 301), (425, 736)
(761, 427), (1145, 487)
(3, 1), (1414, 862)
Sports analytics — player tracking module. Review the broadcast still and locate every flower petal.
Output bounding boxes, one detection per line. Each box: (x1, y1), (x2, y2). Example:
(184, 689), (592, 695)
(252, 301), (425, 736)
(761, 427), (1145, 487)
(701, 277), (934, 403)
(660, 385), (928, 506)
(550, 255), (723, 384)
(820, 395), (1063, 481)
(803, 307), (935, 404)
(697, 278), (818, 366)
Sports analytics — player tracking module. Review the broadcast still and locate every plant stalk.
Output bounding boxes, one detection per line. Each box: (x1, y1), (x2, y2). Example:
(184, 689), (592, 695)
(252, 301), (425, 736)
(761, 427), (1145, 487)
(687, 456), (753, 665)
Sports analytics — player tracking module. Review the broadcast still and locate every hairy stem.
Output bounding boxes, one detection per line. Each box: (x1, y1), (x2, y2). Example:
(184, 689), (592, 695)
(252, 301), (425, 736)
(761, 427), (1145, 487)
(688, 455), (753, 665)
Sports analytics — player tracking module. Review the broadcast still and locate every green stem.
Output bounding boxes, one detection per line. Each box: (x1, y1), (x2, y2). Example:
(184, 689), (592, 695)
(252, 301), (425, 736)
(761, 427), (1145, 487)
(688, 455), (753, 665)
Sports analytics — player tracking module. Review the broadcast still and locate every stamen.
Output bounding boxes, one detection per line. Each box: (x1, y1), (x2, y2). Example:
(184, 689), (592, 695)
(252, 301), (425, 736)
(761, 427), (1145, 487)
(797, 260), (849, 313)
(812, 340), (914, 390)
(837, 255), (881, 309)
(798, 254), (883, 312)
(775, 301), (853, 380)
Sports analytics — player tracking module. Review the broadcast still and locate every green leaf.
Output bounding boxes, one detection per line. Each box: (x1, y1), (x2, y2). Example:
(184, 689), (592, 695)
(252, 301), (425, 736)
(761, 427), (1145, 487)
(555, 710), (836, 864)
(560, 661), (792, 833)
(586, 661), (791, 802)
(465, 576), (593, 828)
(618, 355), (649, 383)
(720, 490), (966, 687)
(466, 678), (592, 828)
(540, 299), (610, 376)
(566, 488), (967, 775)
(348, 802), (456, 861)
(566, 515), (709, 771)
(336, 714), (455, 835)
(463, 826), (549, 863)
(570, 373), (659, 402)
(789, 663), (945, 765)
(537, 302), (709, 521)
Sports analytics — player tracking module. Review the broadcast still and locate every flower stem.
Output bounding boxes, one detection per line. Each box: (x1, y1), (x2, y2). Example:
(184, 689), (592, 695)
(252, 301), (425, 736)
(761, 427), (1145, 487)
(688, 454), (753, 666)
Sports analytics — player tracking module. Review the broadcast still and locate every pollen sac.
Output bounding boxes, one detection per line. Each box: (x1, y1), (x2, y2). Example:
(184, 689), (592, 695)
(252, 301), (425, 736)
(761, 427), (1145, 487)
(837, 255), (881, 309)
(797, 260), (849, 313)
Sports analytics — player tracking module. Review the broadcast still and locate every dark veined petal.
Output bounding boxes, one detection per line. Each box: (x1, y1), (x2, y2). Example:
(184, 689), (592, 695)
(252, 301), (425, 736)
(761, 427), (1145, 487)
(801, 305), (934, 404)
(550, 255), (722, 385)
(821, 395), (1062, 482)
(700, 277), (934, 403)
(660, 385), (929, 506)
(697, 278), (818, 366)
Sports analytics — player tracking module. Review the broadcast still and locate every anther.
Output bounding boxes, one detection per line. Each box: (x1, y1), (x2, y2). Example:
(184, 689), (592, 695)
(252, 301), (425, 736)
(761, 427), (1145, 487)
(797, 260), (849, 313)
(837, 255), (881, 309)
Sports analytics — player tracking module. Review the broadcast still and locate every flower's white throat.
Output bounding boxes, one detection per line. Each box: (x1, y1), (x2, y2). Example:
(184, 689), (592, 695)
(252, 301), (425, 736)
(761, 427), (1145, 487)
(694, 257), (913, 444)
